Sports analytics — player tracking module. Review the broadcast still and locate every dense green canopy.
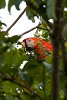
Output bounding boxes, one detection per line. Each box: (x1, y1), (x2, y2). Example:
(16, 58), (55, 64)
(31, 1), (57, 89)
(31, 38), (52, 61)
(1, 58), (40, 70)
(0, 0), (67, 100)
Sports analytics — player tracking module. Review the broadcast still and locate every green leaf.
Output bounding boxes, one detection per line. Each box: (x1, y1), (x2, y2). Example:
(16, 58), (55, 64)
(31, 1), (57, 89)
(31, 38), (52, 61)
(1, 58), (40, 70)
(0, 93), (6, 100)
(42, 31), (48, 38)
(0, 40), (9, 54)
(26, 6), (35, 22)
(5, 35), (21, 44)
(45, 54), (52, 64)
(0, 47), (25, 75)
(21, 73), (33, 85)
(0, 32), (5, 40)
(2, 81), (18, 95)
(4, 48), (23, 73)
(0, 84), (6, 100)
(2, 80), (32, 100)
(22, 58), (44, 82)
(8, 0), (23, 12)
(46, 0), (56, 20)
(0, 55), (4, 65)
(0, 0), (6, 9)
(64, 0), (67, 7)
(45, 76), (51, 97)
(0, 21), (6, 30)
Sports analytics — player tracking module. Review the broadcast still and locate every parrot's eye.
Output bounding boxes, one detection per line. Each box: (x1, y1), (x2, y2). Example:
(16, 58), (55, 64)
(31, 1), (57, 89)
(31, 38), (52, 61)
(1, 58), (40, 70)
(28, 39), (31, 42)
(26, 39), (34, 48)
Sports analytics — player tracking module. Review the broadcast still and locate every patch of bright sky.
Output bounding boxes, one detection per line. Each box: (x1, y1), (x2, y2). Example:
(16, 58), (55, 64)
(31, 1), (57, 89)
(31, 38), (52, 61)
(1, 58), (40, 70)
(0, 0), (40, 40)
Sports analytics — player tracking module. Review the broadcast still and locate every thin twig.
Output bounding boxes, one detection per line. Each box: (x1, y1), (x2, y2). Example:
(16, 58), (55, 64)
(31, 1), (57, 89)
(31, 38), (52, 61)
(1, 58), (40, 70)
(42, 63), (47, 100)
(6, 7), (26, 33)
(20, 22), (41, 36)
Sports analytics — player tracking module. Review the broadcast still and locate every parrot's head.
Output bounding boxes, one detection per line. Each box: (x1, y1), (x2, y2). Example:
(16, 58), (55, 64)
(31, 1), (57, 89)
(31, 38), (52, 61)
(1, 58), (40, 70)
(22, 37), (52, 60)
(22, 37), (39, 52)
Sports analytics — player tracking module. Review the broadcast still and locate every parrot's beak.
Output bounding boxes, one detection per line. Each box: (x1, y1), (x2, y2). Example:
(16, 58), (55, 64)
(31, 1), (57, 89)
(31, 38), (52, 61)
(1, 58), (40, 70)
(22, 42), (25, 48)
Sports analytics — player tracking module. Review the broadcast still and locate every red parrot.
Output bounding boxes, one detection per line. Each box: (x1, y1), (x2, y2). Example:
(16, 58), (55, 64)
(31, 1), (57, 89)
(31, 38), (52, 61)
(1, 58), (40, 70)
(22, 37), (52, 60)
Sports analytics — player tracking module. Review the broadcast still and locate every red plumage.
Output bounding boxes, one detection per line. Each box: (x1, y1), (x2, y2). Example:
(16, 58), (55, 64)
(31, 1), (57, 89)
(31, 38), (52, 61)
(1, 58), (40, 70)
(22, 37), (52, 60)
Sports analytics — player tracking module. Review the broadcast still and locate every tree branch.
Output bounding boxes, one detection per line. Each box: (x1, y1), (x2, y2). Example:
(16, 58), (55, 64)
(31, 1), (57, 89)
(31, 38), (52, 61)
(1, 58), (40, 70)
(2, 76), (44, 100)
(5, 7), (26, 33)
(20, 22), (41, 36)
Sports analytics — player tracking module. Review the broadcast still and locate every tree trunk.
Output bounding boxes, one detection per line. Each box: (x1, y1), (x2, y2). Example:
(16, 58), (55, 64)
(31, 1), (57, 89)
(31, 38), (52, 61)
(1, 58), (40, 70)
(51, 0), (63, 100)
(60, 35), (67, 100)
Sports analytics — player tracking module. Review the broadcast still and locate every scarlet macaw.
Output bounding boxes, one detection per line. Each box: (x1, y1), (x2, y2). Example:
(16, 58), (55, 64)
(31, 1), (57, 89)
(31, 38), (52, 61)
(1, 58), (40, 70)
(22, 37), (52, 60)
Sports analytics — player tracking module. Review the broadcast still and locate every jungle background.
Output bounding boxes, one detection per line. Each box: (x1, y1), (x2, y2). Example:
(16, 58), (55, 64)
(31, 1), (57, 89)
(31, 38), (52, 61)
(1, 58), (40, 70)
(0, 0), (67, 100)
